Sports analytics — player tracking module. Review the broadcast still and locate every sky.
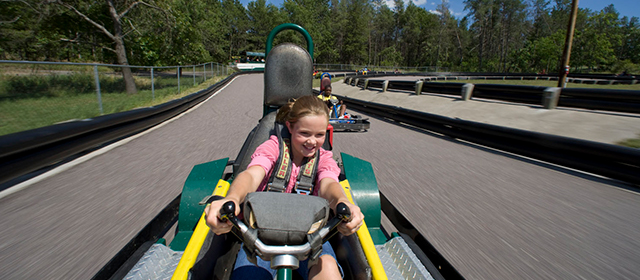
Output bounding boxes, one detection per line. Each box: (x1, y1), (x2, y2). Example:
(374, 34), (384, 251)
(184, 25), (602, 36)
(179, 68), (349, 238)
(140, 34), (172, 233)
(241, 0), (640, 21)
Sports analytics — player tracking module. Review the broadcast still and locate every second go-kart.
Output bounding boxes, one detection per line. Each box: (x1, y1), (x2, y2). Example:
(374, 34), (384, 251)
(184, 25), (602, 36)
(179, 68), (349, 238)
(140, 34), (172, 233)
(328, 98), (371, 132)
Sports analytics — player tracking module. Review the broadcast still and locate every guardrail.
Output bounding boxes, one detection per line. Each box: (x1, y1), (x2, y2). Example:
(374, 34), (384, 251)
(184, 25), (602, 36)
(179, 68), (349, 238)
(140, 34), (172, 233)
(559, 88), (640, 113)
(343, 75), (640, 114)
(472, 84), (549, 105)
(334, 71), (639, 85)
(338, 95), (640, 185)
(0, 72), (244, 187)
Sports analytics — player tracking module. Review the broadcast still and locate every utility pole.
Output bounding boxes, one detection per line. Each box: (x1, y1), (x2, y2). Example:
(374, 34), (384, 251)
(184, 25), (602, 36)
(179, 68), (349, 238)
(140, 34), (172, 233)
(558, 0), (580, 88)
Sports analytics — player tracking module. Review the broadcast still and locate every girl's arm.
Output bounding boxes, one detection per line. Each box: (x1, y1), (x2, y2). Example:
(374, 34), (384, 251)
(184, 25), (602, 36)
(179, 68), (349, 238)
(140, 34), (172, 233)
(317, 178), (364, 236)
(225, 165), (266, 204)
(205, 165), (265, 235)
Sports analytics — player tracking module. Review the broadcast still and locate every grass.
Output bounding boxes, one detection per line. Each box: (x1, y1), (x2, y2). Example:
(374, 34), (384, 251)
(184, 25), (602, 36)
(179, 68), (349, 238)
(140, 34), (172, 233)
(432, 79), (640, 91)
(617, 135), (640, 148)
(0, 72), (190, 100)
(313, 76), (344, 89)
(0, 74), (229, 136)
(0, 64), (108, 74)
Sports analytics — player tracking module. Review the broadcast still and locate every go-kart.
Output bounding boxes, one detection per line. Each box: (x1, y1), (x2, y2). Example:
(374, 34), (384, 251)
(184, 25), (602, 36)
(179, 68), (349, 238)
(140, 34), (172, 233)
(357, 68), (369, 75)
(93, 24), (446, 280)
(328, 98), (371, 132)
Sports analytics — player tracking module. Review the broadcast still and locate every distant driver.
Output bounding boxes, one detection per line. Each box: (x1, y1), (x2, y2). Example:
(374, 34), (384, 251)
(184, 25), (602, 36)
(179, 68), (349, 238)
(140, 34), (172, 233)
(317, 85), (347, 118)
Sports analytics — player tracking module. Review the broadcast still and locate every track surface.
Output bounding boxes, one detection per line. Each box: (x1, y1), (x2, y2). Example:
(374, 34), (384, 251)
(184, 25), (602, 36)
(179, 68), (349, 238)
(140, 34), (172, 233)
(1, 74), (639, 279)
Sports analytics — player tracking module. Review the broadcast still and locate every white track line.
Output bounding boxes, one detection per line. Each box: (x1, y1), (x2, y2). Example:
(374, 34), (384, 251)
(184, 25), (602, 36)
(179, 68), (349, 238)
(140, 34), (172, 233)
(0, 76), (239, 200)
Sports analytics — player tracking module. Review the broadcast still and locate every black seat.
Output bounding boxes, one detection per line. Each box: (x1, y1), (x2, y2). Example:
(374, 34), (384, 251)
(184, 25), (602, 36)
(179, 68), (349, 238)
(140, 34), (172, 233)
(233, 43), (314, 176)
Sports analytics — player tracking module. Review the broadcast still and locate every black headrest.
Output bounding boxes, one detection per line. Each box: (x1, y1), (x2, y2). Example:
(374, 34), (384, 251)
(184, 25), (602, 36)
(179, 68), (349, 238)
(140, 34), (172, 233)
(264, 43), (313, 107)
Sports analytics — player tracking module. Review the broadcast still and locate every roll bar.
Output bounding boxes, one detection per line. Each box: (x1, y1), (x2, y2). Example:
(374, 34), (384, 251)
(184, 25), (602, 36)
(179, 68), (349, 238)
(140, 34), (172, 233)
(265, 23), (314, 58)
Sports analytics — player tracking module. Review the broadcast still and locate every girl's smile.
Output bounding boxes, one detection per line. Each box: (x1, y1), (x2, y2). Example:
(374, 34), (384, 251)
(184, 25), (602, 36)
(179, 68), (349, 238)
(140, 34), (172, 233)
(286, 115), (328, 164)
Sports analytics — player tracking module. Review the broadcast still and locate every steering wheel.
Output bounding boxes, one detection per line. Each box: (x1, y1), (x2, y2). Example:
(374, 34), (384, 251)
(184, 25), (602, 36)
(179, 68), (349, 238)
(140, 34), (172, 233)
(219, 194), (351, 269)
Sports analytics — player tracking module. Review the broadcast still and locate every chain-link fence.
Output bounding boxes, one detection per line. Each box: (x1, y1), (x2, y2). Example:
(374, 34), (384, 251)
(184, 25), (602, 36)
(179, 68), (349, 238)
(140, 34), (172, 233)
(0, 60), (232, 136)
(1, 60), (445, 136)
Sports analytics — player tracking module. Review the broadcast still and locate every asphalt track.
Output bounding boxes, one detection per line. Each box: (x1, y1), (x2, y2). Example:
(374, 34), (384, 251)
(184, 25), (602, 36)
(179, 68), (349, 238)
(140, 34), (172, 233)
(1, 73), (639, 279)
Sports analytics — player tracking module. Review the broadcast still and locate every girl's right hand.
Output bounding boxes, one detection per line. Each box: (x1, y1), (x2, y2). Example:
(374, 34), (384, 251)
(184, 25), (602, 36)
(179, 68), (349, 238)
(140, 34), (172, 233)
(204, 198), (240, 235)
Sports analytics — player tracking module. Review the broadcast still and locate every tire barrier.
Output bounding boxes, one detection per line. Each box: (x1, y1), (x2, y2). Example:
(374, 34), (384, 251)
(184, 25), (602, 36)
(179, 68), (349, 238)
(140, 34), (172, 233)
(345, 74), (640, 114)
(339, 96), (640, 186)
(422, 82), (466, 96)
(366, 80), (385, 89)
(0, 73), (242, 187)
(559, 88), (640, 114)
(472, 84), (549, 105)
(387, 80), (415, 91)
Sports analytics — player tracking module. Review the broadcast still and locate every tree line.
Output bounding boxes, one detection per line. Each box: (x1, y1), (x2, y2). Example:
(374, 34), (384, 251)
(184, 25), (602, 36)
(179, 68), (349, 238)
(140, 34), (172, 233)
(1, 0), (639, 75)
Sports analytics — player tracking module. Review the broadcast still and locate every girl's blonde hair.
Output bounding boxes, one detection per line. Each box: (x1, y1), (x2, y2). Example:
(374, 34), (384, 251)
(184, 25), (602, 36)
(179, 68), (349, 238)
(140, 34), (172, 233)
(276, 95), (330, 124)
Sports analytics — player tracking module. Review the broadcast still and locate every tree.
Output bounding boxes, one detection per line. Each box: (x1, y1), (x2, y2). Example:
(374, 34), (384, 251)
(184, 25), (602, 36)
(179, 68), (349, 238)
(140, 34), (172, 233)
(400, 3), (438, 67)
(530, 0), (551, 39)
(198, 0), (229, 62)
(571, 7), (616, 72)
(221, 0), (249, 59)
(0, 1), (64, 60)
(464, 0), (496, 70)
(619, 16), (640, 64)
(281, 0), (336, 62)
(378, 45), (401, 66)
(154, 0), (211, 65)
(246, 0), (285, 52)
(4, 0), (637, 75)
(435, 0), (462, 70)
(369, 0), (395, 66)
(50, 0), (164, 94)
(340, 0), (370, 64)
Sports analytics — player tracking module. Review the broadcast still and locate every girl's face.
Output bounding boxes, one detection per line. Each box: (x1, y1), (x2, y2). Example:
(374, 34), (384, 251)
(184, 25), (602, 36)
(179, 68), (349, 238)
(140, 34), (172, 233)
(286, 114), (328, 162)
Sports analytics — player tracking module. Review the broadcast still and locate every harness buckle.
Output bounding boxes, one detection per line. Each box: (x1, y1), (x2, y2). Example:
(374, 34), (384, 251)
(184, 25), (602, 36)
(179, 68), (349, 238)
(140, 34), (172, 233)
(296, 188), (311, 195)
(267, 182), (285, 193)
(295, 180), (313, 195)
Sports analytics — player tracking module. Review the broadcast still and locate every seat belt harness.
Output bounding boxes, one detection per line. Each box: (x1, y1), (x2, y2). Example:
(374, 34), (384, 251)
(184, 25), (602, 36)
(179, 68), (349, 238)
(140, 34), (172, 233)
(267, 122), (319, 195)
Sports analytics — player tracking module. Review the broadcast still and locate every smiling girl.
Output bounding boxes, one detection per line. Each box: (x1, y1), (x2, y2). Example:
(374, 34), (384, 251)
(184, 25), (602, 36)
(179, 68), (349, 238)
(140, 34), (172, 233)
(205, 95), (364, 280)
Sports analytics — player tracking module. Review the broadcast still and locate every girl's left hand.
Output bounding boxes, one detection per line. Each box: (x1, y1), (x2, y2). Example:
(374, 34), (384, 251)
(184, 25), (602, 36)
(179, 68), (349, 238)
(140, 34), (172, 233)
(337, 201), (364, 236)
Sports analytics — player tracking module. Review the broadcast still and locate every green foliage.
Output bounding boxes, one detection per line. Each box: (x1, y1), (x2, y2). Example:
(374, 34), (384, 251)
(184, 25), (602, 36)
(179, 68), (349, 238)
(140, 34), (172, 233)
(1, 74), (98, 99)
(0, 71), (187, 101)
(611, 60), (640, 74)
(2, 0), (640, 74)
(512, 30), (564, 72)
(247, 0), (286, 52)
(337, 0), (371, 64)
(378, 46), (401, 66)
